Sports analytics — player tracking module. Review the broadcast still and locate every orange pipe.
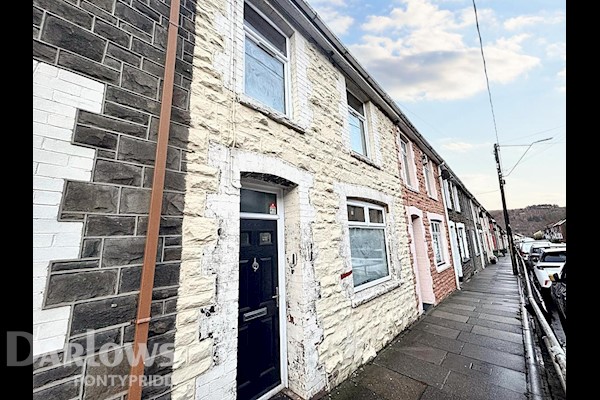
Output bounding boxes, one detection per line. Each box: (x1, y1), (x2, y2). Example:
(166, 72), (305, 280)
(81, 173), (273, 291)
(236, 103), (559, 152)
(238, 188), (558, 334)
(127, 0), (181, 399)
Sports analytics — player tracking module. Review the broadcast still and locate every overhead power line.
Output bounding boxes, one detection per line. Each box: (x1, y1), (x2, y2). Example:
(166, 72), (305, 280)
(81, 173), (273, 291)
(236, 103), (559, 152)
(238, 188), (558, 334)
(472, 0), (499, 145)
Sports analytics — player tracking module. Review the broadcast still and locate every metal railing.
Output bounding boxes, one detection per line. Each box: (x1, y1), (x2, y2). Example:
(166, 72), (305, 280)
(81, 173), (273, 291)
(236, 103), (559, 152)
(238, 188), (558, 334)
(515, 252), (566, 393)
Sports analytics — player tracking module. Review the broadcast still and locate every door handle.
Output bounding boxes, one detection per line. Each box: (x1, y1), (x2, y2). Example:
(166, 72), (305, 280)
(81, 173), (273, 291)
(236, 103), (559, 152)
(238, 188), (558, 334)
(272, 286), (279, 306)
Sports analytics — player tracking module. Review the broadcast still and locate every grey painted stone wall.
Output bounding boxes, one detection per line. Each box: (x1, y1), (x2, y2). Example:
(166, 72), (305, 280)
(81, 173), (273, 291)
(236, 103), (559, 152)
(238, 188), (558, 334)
(33, 1), (197, 399)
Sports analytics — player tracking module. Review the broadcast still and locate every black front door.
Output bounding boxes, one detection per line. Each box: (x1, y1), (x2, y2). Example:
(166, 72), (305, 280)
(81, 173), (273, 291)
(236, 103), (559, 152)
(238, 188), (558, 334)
(237, 219), (280, 400)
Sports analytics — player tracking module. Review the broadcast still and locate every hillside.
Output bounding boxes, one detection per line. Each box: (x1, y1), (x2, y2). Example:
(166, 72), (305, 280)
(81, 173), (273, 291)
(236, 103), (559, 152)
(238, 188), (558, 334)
(489, 204), (566, 237)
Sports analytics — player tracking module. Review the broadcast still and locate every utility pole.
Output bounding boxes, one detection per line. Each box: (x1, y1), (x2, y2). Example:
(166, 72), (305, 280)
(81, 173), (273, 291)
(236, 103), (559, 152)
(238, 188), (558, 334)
(494, 143), (517, 275)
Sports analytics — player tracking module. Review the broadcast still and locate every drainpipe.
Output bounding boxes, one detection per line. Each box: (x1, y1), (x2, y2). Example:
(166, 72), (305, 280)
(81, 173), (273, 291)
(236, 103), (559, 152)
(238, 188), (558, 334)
(127, 1), (180, 399)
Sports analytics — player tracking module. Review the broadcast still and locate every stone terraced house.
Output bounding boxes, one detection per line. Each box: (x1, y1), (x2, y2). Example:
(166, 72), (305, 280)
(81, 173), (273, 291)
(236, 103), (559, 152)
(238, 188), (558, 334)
(32, 1), (499, 399)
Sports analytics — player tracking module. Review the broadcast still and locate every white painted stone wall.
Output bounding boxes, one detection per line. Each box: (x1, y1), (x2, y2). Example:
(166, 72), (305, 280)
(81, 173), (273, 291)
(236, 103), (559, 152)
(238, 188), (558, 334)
(173, 0), (420, 398)
(32, 60), (105, 356)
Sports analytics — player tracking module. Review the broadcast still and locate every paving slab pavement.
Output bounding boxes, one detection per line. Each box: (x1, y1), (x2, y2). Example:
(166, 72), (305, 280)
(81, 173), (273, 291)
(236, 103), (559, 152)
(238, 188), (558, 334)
(319, 256), (528, 400)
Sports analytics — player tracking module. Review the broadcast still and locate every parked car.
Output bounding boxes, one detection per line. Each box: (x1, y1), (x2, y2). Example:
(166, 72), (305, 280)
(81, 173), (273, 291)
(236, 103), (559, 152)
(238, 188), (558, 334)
(550, 262), (567, 323)
(519, 239), (550, 266)
(532, 247), (566, 300)
(526, 241), (554, 268)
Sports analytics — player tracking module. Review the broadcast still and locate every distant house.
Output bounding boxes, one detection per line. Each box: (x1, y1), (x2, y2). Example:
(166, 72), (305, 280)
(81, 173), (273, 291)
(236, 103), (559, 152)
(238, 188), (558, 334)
(544, 219), (566, 242)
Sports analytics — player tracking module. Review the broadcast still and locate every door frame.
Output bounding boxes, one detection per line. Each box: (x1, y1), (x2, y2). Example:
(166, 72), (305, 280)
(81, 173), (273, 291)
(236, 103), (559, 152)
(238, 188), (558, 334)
(239, 181), (288, 397)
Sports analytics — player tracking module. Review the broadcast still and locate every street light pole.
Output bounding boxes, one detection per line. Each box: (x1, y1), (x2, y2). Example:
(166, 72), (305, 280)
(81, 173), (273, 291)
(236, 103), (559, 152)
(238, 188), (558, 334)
(494, 143), (517, 274)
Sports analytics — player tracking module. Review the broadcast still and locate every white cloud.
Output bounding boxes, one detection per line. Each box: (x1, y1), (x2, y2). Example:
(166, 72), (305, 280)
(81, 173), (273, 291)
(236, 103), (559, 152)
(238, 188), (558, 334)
(546, 42), (566, 61)
(348, 0), (539, 101)
(504, 12), (564, 31)
(317, 8), (354, 36)
(557, 67), (566, 93)
(441, 141), (490, 153)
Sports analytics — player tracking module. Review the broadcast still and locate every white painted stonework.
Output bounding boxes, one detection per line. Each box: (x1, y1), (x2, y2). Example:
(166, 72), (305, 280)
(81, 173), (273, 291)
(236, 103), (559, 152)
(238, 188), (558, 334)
(32, 60), (105, 356)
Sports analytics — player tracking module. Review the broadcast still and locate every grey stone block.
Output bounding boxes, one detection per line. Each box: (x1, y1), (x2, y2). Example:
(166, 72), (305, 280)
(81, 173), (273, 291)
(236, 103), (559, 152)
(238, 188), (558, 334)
(86, 215), (136, 236)
(46, 270), (118, 306)
(34, 0), (93, 29)
(83, 348), (130, 400)
(466, 318), (522, 334)
(151, 301), (164, 316)
(57, 51), (120, 84)
(119, 263), (180, 293)
(175, 58), (192, 79)
(164, 298), (177, 313)
(33, 362), (82, 389)
(60, 212), (86, 220)
(162, 192), (184, 215)
(103, 55), (121, 70)
(96, 149), (116, 159)
(107, 86), (161, 115)
(68, 327), (122, 358)
(81, 239), (102, 258)
(104, 101), (150, 125)
(141, 58), (164, 78)
(74, 125), (119, 150)
(443, 302), (476, 312)
(399, 330), (464, 354)
(421, 316), (472, 332)
(122, 64), (160, 98)
(154, 24), (167, 50)
(80, 1), (118, 25)
(132, 37), (166, 64)
(93, 19), (130, 47)
(132, 0), (161, 22)
(119, 187), (151, 214)
(107, 42), (142, 67)
(414, 322), (460, 339)
(143, 168), (185, 191)
(63, 181), (119, 213)
(172, 86), (189, 109)
(136, 216), (183, 235)
(431, 310), (469, 323)
(102, 236), (148, 267)
(152, 286), (177, 300)
(33, 378), (80, 400)
(117, 136), (157, 166)
(124, 315), (176, 344)
(70, 295), (138, 335)
(33, 6), (43, 26)
(149, 0), (170, 18)
(478, 312), (521, 326)
(33, 39), (57, 63)
(115, 2), (155, 34)
(93, 159), (143, 186)
(162, 246), (181, 261)
(394, 343), (447, 365)
(119, 20), (153, 43)
(169, 104), (190, 124)
(148, 118), (189, 149)
(42, 15), (105, 61)
(51, 259), (99, 272)
(164, 236), (181, 246)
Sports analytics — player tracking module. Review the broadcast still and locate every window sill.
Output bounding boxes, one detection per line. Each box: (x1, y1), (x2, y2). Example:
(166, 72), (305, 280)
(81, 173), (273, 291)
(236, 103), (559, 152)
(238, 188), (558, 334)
(350, 151), (381, 169)
(351, 278), (400, 308)
(405, 184), (420, 193)
(427, 194), (438, 201)
(238, 95), (306, 135)
(435, 262), (452, 273)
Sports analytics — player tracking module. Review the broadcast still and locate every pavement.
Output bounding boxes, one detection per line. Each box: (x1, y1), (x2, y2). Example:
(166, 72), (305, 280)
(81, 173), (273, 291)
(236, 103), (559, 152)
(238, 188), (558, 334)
(316, 256), (529, 400)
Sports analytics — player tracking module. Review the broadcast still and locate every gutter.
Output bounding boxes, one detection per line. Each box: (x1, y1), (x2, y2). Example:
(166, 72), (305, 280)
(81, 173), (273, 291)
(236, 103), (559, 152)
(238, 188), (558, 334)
(127, 1), (180, 399)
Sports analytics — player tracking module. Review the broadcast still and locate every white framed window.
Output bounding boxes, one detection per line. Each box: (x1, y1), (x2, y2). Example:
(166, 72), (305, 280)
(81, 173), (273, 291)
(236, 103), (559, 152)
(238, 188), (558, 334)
(457, 224), (469, 260)
(347, 90), (369, 157)
(471, 229), (480, 255)
(431, 221), (445, 265)
(452, 185), (461, 212)
(347, 199), (390, 290)
(243, 2), (290, 115)
(444, 180), (453, 209)
(423, 157), (436, 199)
(399, 137), (416, 188)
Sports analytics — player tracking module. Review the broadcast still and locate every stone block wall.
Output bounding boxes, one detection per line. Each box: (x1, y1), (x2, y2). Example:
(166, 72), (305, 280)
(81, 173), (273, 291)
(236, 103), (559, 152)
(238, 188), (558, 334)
(33, 1), (198, 399)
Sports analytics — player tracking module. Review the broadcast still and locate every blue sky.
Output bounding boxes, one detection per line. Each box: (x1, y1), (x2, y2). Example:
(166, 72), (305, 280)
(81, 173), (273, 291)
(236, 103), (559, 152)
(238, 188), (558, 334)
(309, 0), (566, 210)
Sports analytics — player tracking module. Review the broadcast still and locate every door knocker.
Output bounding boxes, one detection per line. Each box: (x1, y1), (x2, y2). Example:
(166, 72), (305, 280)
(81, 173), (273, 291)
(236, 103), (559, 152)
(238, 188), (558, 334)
(252, 257), (260, 272)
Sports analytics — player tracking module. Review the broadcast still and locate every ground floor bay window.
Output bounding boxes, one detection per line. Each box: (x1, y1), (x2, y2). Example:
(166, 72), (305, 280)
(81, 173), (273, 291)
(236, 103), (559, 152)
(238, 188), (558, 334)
(347, 200), (390, 289)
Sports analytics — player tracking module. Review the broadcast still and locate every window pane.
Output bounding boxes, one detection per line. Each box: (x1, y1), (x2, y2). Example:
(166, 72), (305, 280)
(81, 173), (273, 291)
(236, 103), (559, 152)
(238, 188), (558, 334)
(350, 228), (389, 287)
(245, 39), (285, 113)
(240, 188), (277, 214)
(346, 91), (364, 115)
(348, 112), (366, 155)
(369, 208), (383, 223)
(244, 3), (286, 56)
(347, 205), (365, 222)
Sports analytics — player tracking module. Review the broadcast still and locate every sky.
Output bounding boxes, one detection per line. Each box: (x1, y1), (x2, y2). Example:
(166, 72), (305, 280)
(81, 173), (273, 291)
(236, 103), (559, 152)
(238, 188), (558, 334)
(308, 0), (566, 211)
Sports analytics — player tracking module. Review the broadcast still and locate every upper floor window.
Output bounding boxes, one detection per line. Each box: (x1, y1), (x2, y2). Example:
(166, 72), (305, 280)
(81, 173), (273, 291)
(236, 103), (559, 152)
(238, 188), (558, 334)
(444, 180), (453, 209)
(347, 200), (389, 289)
(347, 91), (368, 157)
(423, 156), (436, 199)
(452, 185), (461, 212)
(244, 2), (289, 114)
(399, 138), (415, 188)
(431, 221), (445, 265)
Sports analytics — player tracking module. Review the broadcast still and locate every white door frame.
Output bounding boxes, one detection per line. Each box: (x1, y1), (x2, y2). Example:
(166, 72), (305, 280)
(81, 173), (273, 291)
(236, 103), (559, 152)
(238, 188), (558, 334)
(239, 181), (289, 396)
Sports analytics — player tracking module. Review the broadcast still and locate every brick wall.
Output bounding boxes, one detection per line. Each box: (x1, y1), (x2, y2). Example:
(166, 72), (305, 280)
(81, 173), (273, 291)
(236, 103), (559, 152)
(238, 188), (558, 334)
(32, 1), (197, 399)
(398, 143), (457, 304)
